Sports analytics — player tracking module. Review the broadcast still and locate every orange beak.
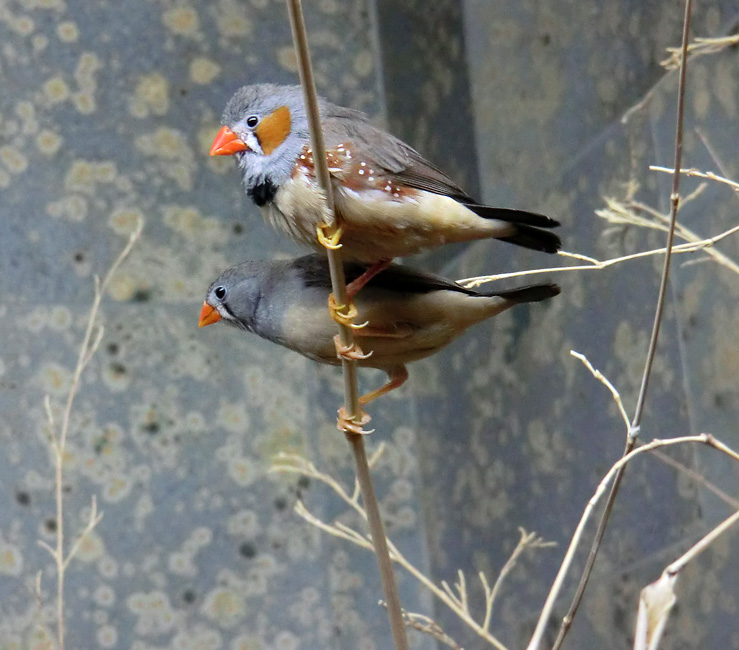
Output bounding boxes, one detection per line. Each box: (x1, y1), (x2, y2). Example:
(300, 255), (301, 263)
(210, 125), (250, 156)
(198, 302), (222, 328)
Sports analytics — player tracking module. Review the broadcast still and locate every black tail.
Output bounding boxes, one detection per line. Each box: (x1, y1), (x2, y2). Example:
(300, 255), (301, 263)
(485, 283), (561, 303)
(498, 224), (561, 254)
(465, 204), (562, 254)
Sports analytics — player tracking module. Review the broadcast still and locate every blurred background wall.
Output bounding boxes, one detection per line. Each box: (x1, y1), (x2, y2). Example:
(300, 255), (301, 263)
(1, 0), (738, 648)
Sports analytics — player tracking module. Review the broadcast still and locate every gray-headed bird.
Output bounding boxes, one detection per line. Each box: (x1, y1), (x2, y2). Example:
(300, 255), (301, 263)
(199, 255), (559, 431)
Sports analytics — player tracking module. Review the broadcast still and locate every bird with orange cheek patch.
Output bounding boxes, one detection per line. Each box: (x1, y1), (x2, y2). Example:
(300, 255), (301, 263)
(210, 84), (562, 297)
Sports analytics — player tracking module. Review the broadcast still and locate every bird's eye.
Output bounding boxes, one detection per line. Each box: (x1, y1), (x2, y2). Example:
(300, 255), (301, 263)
(214, 286), (227, 300)
(246, 115), (259, 128)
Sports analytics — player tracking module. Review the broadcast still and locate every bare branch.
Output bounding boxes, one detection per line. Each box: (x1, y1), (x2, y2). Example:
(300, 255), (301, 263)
(661, 33), (739, 70)
(527, 431), (739, 650)
(62, 497), (103, 570)
(41, 219), (142, 650)
(570, 351), (631, 432)
(458, 223), (739, 288)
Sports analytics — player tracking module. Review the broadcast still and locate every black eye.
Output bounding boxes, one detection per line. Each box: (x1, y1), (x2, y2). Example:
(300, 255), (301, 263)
(214, 286), (226, 300)
(246, 115), (259, 128)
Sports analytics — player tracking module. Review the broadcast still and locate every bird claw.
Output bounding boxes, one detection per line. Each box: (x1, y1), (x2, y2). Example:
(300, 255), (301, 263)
(334, 334), (373, 361)
(316, 224), (343, 250)
(328, 293), (359, 326)
(337, 406), (374, 435)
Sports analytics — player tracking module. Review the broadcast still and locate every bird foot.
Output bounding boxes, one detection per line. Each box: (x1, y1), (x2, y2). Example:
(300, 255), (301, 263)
(337, 406), (374, 436)
(316, 224), (343, 250)
(334, 334), (373, 361)
(328, 293), (360, 326)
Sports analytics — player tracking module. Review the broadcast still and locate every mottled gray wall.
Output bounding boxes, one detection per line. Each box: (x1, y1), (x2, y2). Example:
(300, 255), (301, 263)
(2, 0), (739, 649)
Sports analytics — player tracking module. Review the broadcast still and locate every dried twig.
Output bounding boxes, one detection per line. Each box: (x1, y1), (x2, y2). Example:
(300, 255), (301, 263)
(284, 2), (408, 648)
(548, 3), (696, 646)
(382, 607), (464, 650)
(274, 451), (554, 650)
(634, 506), (739, 650)
(597, 192), (739, 275)
(527, 432), (739, 650)
(458, 222), (739, 288)
(571, 349), (739, 510)
(661, 33), (739, 70)
(650, 165), (739, 193)
(39, 219), (142, 650)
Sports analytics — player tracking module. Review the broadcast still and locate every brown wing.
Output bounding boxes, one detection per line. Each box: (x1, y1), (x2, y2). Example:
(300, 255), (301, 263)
(320, 104), (474, 201)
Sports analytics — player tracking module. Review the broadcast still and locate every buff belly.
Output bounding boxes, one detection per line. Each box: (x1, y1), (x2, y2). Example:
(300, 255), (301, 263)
(269, 175), (516, 262)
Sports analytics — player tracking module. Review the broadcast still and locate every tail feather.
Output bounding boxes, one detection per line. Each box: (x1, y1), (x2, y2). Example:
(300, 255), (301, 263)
(485, 283), (561, 304)
(498, 224), (561, 254)
(465, 204), (560, 229)
(463, 204), (561, 253)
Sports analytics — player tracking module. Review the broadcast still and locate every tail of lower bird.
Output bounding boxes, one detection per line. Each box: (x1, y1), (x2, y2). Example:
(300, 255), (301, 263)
(483, 283), (561, 304)
(465, 204), (562, 254)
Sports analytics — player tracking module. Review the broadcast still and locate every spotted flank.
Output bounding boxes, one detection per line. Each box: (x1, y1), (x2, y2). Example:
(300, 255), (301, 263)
(295, 143), (415, 201)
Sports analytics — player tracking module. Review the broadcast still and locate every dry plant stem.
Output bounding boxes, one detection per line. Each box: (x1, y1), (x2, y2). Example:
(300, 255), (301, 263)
(347, 434), (408, 650)
(284, 0), (360, 418)
(550, 4), (694, 648)
(285, 2), (408, 649)
(666, 506), (739, 576)
(37, 222), (142, 650)
(661, 33), (739, 69)
(526, 433), (739, 650)
(650, 448), (739, 510)
(571, 349), (739, 510)
(457, 223), (739, 288)
(632, 0), (692, 432)
(386, 608), (463, 650)
(274, 453), (553, 650)
(604, 194), (739, 275)
(650, 165), (739, 193)
(634, 508), (739, 650)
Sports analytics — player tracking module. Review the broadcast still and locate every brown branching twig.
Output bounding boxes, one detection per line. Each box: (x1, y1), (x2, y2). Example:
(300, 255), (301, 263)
(381, 607), (464, 650)
(650, 165), (739, 193)
(596, 191), (739, 275)
(634, 506), (739, 650)
(624, 30), (739, 123)
(661, 33), (739, 70)
(273, 452), (554, 650)
(526, 432), (739, 650)
(547, 3), (696, 647)
(38, 218), (142, 650)
(571, 349), (739, 511)
(458, 223), (739, 288)
(284, 2), (408, 648)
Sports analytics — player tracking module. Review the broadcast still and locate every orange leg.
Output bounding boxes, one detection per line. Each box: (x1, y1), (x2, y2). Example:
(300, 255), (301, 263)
(345, 259), (392, 301)
(337, 366), (409, 436)
(358, 365), (409, 406)
(327, 259), (392, 327)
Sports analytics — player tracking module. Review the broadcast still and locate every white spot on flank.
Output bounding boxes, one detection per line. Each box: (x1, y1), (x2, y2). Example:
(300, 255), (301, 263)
(360, 161), (366, 166)
(358, 169), (364, 175)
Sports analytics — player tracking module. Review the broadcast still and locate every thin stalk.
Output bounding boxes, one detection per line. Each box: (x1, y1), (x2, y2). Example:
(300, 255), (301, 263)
(348, 435), (410, 650)
(551, 2), (694, 648)
(285, 2), (409, 648)
(285, 0), (360, 418)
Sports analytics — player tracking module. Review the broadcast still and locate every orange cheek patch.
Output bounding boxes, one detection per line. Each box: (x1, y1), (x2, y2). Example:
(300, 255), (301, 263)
(255, 106), (292, 155)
